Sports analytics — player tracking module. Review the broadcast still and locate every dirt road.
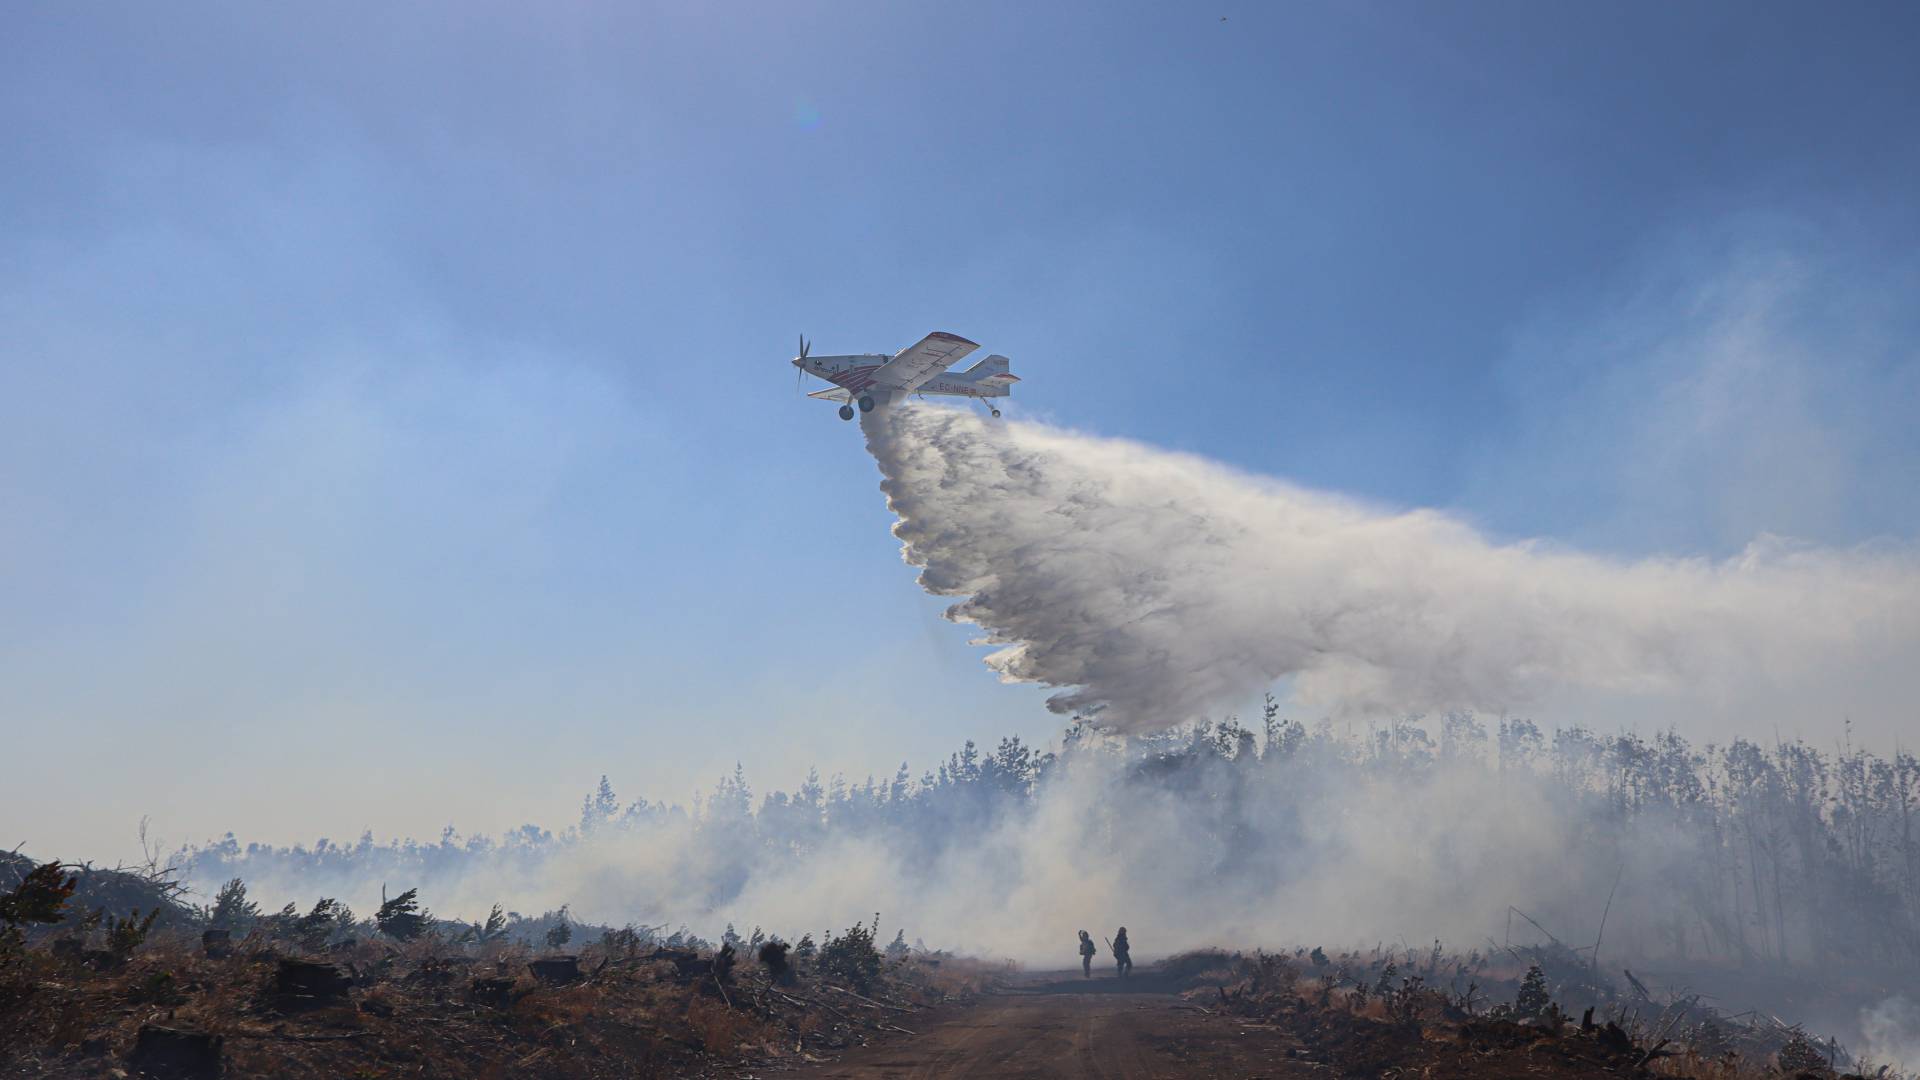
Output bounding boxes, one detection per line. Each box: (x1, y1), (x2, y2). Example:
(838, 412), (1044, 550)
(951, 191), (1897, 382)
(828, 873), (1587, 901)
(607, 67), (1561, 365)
(788, 974), (1310, 1079)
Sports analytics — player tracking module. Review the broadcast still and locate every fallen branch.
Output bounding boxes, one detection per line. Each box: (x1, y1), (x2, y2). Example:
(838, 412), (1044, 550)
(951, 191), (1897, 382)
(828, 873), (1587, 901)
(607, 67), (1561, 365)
(1623, 968), (1653, 1001)
(1506, 907), (1565, 948)
(227, 1031), (370, 1043)
(824, 985), (913, 1013)
(773, 989), (858, 1025)
(1632, 1040), (1676, 1068)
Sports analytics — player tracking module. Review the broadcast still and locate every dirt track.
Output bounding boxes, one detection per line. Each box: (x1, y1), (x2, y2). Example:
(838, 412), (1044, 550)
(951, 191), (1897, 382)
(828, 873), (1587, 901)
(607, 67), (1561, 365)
(789, 973), (1311, 1079)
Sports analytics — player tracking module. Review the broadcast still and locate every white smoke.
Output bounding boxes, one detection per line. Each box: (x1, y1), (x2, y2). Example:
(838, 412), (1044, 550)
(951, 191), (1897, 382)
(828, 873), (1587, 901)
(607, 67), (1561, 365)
(863, 405), (1920, 737)
(1862, 997), (1920, 1076)
(188, 747), (1610, 965)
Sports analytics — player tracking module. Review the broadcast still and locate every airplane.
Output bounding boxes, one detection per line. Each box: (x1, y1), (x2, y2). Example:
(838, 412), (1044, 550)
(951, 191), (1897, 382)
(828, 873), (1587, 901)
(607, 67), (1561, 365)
(792, 331), (1019, 421)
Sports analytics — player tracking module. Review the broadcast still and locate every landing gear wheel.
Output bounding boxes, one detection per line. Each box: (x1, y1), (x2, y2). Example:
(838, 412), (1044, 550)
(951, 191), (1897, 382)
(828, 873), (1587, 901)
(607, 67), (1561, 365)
(857, 395), (876, 413)
(837, 405), (855, 421)
(991, 408), (1002, 418)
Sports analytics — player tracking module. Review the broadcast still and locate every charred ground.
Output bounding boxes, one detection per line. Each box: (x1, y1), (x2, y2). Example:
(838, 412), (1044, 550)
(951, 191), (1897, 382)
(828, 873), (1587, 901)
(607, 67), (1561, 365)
(1, 853), (1907, 1078)
(8, 712), (1918, 1077)
(0, 860), (999, 1078)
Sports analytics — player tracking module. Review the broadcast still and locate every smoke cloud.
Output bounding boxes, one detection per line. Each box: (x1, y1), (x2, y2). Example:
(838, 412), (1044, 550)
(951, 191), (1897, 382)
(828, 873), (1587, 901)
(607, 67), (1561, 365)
(864, 404), (1920, 738)
(180, 718), (1920, 1059)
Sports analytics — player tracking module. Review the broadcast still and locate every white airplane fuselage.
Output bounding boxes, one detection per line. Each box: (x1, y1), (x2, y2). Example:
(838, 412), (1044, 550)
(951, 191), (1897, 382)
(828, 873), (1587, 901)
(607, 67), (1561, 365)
(793, 331), (1018, 419)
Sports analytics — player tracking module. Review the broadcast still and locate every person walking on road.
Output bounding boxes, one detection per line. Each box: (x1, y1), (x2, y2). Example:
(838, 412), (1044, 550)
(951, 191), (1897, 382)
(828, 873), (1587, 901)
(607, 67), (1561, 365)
(1112, 927), (1132, 979)
(1077, 930), (1097, 978)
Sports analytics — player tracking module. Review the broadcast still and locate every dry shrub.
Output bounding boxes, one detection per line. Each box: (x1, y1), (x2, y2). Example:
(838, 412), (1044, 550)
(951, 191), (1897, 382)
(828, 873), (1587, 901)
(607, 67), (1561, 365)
(512, 983), (600, 1030)
(1154, 948), (1238, 985)
(1649, 1051), (1750, 1080)
(684, 995), (751, 1055)
(911, 955), (1010, 1000)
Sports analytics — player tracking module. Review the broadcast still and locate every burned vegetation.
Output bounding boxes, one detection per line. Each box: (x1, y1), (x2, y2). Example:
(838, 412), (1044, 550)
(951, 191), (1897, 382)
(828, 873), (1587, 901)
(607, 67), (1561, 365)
(0, 856), (999, 1079)
(1160, 945), (1899, 1080)
(8, 713), (1918, 1076)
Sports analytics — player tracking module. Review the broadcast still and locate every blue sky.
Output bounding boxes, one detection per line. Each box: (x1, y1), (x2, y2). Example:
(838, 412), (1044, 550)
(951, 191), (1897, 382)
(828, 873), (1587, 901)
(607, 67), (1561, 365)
(5, 1), (1918, 860)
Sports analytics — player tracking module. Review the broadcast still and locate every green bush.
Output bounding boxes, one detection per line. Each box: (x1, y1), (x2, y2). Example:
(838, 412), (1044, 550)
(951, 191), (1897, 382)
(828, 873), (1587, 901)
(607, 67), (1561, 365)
(817, 914), (883, 992)
(104, 908), (160, 961)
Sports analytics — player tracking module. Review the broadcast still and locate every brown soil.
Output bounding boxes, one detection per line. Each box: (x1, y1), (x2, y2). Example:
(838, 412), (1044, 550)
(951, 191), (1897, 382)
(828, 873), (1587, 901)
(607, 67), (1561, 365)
(3, 942), (1867, 1080)
(781, 975), (1313, 1079)
(773, 969), (1811, 1080)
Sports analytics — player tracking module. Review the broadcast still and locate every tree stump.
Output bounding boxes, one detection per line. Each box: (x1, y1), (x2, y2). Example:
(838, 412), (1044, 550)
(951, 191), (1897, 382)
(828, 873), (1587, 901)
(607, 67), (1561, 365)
(528, 955), (581, 985)
(648, 948), (711, 980)
(81, 948), (123, 971)
(273, 957), (352, 1010)
(470, 976), (517, 1007)
(129, 1024), (223, 1079)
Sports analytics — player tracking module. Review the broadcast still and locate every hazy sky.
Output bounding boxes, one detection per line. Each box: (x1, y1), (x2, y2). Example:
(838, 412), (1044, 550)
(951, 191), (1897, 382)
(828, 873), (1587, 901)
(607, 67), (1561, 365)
(5, 1), (1918, 862)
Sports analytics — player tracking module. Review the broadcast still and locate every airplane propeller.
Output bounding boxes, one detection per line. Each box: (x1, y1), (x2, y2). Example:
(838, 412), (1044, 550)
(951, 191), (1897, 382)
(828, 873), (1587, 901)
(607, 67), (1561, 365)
(796, 334), (811, 393)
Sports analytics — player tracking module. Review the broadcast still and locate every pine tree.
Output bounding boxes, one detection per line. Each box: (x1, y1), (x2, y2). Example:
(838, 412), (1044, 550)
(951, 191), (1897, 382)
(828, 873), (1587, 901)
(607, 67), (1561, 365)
(295, 898), (340, 951)
(581, 776), (619, 833)
(1514, 964), (1550, 1019)
(463, 903), (507, 944)
(376, 886), (430, 941)
(209, 877), (260, 930)
(0, 862), (76, 954)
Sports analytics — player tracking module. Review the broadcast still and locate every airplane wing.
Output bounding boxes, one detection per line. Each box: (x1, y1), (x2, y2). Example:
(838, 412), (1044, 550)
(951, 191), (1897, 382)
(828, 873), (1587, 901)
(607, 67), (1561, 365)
(807, 387), (852, 402)
(867, 331), (979, 392)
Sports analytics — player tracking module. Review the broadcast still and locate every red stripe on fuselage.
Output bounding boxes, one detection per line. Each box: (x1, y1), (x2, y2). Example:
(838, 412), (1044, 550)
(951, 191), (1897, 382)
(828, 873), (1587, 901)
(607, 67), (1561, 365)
(830, 366), (880, 390)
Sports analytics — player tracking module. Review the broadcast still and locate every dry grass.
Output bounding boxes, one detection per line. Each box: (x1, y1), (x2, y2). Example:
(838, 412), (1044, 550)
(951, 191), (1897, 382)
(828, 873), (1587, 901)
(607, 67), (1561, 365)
(903, 953), (1010, 1001)
(683, 995), (756, 1054)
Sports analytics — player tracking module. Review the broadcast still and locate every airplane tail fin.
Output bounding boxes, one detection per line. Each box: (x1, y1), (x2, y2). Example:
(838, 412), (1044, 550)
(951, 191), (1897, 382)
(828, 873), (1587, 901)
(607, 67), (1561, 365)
(962, 354), (1012, 378)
